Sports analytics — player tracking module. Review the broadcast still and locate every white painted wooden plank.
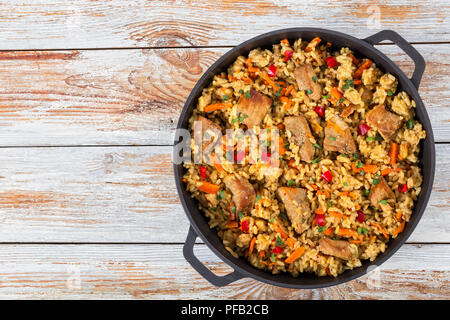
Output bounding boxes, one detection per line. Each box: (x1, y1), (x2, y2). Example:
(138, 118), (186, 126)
(0, 0), (448, 50)
(0, 145), (447, 243)
(0, 44), (448, 146)
(0, 243), (446, 299)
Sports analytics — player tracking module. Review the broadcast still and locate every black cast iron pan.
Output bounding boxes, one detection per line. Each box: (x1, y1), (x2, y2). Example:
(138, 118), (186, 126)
(174, 28), (435, 289)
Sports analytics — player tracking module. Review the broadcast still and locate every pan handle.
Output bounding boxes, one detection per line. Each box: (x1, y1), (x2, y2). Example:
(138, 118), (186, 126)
(183, 226), (244, 287)
(363, 30), (425, 89)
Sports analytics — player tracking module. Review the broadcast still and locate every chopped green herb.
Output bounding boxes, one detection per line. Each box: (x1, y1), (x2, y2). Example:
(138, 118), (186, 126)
(311, 158), (321, 164)
(329, 136), (337, 141)
(211, 207), (217, 211)
(366, 136), (373, 142)
(343, 182), (348, 186)
(353, 152), (359, 160)
(232, 206), (236, 213)
(275, 235), (283, 247)
(245, 91), (251, 98)
(338, 97), (345, 104)
(317, 226), (326, 233)
(222, 94), (229, 101)
(406, 119), (415, 130)
(279, 212), (288, 220)
(342, 153), (349, 158)
(238, 211), (244, 220)
(356, 160), (363, 168)
(365, 99), (373, 104)
(375, 133), (383, 141)
(275, 87), (283, 96)
(373, 178), (380, 185)
(364, 189), (371, 196)
(305, 88), (313, 95)
(218, 190), (226, 199)
(363, 228), (368, 235)
(287, 179), (295, 187)
(387, 89), (394, 96)
(263, 140), (270, 147)
(313, 143), (322, 150)
(312, 75), (317, 83)
(270, 216), (274, 223)
(255, 195), (261, 203)
(357, 227), (363, 235)
(322, 94), (331, 99)
(270, 253), (276, 262)
(343, 78), (354, 90)
(284, 142), (290, 148)
(379, 200), (388, 205)
(327, 201), (333, 207)
(370, 206), (377, 211)
(360, 170), (365, 176)
(238, 89), (244, 94)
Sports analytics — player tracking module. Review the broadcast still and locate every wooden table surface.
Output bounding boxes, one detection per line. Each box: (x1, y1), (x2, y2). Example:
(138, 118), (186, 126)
(0, 0), (448, 299)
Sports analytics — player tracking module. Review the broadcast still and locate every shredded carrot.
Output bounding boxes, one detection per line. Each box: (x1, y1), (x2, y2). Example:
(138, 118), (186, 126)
(281, 38), (290, 46)
(249, 237), (256, 254)
(315, 208), (325, 215)
(198, 181), (220, 194)
(324, 227), (334, 236)
(349, 238), (363, 244)
(362, 164), (377, 174)
(285, 247), (306, 264)
(310, 184), (319, 191)
(326, 119), (345, 136)
(370, 235), (377, 244)
(182, 178), (188, 183)
(286, 238), (296, 249)
(371, 222), (389, 238)
(316, 189), (329, 198)
(381, 168), (393, 176)
(330, 212), (344, 220)
(278, 137), (287, 155)
(248, 66), (259, 73)
(339, 191), (349, 197)
(259, 250), (266, 258)
(396, 211), (403, 221)
(241, 77), (252, 84)
(348, 53), (360, 65)
(354, 204), (361, 211)
(353, 79), (362, 85)
(258, 71), (279, 90)
(353, 59), (372, 79)
(245, 57), (252, 68)
(211, 153), (224, 172)
(284, 85), (294, 96)
(204, 103), (232, 112)
(274, 224), (289, 240)
(279, 96), (292, 110)
(338, 228), (360, 240)
(287, 158), (297, 169)
(330, 87), (343, 101)
(226, 221), (239, 229)
(393, 220), (405, 238)
(389, 142), (398, 166)
(305, 37), (321, 52)
(228, 74), (238, 82)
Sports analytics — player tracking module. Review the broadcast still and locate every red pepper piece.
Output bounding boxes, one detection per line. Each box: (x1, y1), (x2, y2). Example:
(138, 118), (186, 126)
(357, 123), (371, 136)
(314, 106), (324, 117)
(316, 214), (325, 226)
(241, 220), (249, 233)
(398, 183), (408, 193)
(356, 210), (365, 223)
(284, 50), (293, 62)
(199, 166), (207, 179)
(321, 170), (333, 183)
(271, 246), (283, 254)
(325, 56), (338, 68)
(268, 64), (277, 77)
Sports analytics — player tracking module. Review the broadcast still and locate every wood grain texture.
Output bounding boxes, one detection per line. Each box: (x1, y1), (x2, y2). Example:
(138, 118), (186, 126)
(0, 0), (448, 50)
(0, 243), (446, 299)
(0, 44), (448, 146)
(0, 144), (448, 243)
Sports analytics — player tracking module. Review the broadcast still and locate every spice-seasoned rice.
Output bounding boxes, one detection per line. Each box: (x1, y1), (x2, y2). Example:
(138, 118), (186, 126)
(183, 37), (425, 277)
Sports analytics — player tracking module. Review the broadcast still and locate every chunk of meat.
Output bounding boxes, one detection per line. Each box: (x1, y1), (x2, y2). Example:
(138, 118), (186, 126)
(277, 187), (311, 233)
(237, 89), (272, 129)
(224, 174), (256, 214)
(369, 177), (395, 209)
(366, 104), (402, 141)
(324, 115), (357, 154)
(294, 64), (322, 101)
(318, 238), (354, 260)
(284, 116), (315, 162)
(197, 116), (221, 148)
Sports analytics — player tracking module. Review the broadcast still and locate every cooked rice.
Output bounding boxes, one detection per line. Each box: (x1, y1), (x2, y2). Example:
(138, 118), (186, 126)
(182, 37), (425, 277)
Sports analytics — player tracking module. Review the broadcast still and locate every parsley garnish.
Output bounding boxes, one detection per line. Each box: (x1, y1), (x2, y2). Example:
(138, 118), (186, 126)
(379, 200), (387, 205)
(373, 178), (380, 185)
(387, 89), (393, 96)
(218, 190), (226, 199)
(356, 160), (363, 168)
(343, 182), (348, 186)
(255, 195), (261, 203)
(366, 136), (373, 142)
(343, 79), (354, 90)
(322, 94), (331, 99)
(312, 158), (320, 164)
(222, 94), (229, 101)
(364, 189), (370, 196)
(406, 119), (415, 130)
(338, 97), (345, 104)
(238, 89), (244, 94)
(238, 211), (244, 220)
(232, 206), (236, 213)
(275, 236), (283, 247)
(312, 75), (317, 83)
(329, 136), (337, 141)
(353, 152), (359, 160)
(375, 133), (383, 141)
(287, 179), (295, 187)
(313, 143), (322, 150)
(270, 253), (276, 262)
(305, 89), (313, 95)
(244, 91), (251, 98)
(317, 226), (326, 233)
